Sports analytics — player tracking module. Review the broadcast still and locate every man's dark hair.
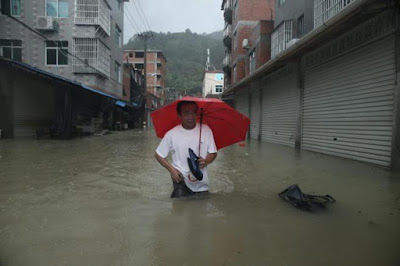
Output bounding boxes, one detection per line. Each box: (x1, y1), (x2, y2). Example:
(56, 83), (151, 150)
(177, 101), (198, 115)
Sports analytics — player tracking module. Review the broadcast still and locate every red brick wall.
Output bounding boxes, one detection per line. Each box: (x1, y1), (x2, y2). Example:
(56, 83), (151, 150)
(122, 64), (131, 102)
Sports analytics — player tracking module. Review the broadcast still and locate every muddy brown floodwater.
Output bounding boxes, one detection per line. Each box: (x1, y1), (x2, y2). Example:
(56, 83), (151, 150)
(0, 130), (399, 266)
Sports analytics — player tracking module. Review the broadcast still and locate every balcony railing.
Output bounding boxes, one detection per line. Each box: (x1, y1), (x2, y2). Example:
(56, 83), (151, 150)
(314, 0), (356, 28)
(72, 38), (111, 78)
(271, 20), (293, 58)
(223, 0), (232, 24)
(223, 24), (232, 38)
(223, 54), (231, 67)
(75, 0), (111, 36)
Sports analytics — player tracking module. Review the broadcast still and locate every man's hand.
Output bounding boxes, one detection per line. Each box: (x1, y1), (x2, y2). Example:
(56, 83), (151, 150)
(155, 152), (183, 183)
(198, 153), (217, 168)
(198, 157), (207, 168)
(169, 167), (183, 183)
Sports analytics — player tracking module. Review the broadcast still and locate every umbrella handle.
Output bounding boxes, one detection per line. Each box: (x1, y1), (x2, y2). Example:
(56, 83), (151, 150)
(198, 108), (203, 156)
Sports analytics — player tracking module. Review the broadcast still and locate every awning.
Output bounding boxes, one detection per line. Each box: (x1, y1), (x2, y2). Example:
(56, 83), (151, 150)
(0, 57), (120, 100)
(115, 100), (139, 108)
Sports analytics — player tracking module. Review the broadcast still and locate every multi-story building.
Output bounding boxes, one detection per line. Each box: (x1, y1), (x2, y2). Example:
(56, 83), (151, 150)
(0, 0), (128, 98)
(202, 70), (224, 98)
(271, 0), (314, 58)
(223, 0), (400, 169)
(123, 49), (167, 107)
(221, 0), (275, 88)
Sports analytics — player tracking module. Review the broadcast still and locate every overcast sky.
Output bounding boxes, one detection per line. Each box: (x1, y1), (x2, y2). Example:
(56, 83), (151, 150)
(123, 0), (224, 43)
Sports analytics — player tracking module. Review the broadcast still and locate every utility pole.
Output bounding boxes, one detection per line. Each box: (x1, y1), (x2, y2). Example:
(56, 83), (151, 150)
(138, 32), (153, 97)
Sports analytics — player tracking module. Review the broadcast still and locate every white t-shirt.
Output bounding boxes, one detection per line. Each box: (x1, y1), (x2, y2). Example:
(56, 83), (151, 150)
(156, 123), (217, 192)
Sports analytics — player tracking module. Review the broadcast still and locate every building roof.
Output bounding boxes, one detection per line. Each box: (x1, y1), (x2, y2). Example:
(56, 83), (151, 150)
(205, 70), (224, 74)
(0, 57), (137, 107)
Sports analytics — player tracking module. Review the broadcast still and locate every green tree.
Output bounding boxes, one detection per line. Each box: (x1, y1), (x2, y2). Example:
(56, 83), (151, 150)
(124, 30), (224, 94)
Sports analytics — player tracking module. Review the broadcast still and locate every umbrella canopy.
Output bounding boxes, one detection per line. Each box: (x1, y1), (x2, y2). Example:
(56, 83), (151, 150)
(151, 97), (251, 150)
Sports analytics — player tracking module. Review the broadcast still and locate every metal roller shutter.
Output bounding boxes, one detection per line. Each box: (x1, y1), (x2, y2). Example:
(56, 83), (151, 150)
(303, 36), (395, 167)
(249, 88), (260, 140)
(261, 65), (298, 147)
(235, 90), (249, 117)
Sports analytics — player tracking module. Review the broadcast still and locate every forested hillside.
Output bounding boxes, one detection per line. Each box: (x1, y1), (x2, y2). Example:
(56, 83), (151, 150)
(124, 29), (224, 94)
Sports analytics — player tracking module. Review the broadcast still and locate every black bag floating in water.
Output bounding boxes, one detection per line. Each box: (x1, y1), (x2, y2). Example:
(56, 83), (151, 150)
(278, 184), (335, 211)
(187, 148), (203, 181)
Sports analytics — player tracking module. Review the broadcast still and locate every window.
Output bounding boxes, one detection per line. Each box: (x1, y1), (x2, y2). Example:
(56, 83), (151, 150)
(279, 0), (286, 6)
(115, 61), (121, 82)
(233, 0), (238, 19)
(0, 39), (22, 61)
(233, 31), (237, 50)
(114, 25), (122, 48)
(135, 63), (144, 69)
(249, 49), (256, 74)
(129, 53), (133, 57)
(216, 85), (223, 93)
(73, 38), (111, 77)
(46, 0), (68, 18)
(1, 0), (21, 16)
(45, 41), (68, 66)
(297, 15), (304, 37)
(135, 52), (144, 58)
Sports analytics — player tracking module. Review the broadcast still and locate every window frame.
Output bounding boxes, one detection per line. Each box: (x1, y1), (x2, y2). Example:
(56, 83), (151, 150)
(0, 0), (21, 16)
(249, 48), (256, 74)
(114, 25), (122, 48)
(115, 61), (121, 83)
(46, 0), (69, 18)
(215, 85), (223, 93)
(45, 40), (68, 66)
(0, 39), (22, 61)
(297, 15), (304, 37)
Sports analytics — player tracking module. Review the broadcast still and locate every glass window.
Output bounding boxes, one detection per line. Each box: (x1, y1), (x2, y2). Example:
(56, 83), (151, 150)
(115, 26), (121, 48)
(1, 0), (21, 16)
(115, 61), (121, 82)
(135, 52), (144, 58)
(233, 31), (237, 50)
(249, 49), (256, 74)
(47, 0), (68, 18)
(0, 39), (22, 61)
(297, 15), (304, 37)
(215, 85), (223, 93)
(46, 40), (68, 65)
(11, 0), (20, 15)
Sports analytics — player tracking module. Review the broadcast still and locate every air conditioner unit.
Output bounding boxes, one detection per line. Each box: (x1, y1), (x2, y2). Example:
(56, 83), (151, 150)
(287, 38), (300, 48)
(35, 16), (55, 31)
(242, 39), (250, 49)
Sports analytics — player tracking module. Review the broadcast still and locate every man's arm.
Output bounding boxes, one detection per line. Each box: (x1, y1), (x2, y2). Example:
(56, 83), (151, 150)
(198, 152), (217, 168)
(155, 152), (183, 183)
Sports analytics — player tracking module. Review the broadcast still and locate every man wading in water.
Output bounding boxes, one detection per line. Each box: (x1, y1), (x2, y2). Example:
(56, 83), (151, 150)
(155, 101), (217, 198)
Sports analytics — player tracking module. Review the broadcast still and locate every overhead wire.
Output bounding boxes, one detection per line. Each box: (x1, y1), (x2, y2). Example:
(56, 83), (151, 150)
(136, 0), (152, 32)
(124, 2), (142, 34)
(131, 0), (150, 32)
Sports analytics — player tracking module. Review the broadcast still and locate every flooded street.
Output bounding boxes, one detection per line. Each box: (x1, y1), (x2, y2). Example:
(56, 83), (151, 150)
(0, 130), (399, 266)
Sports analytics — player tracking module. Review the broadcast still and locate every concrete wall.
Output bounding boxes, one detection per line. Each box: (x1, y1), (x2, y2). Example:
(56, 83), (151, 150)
(274, 0), (314, 38)
(203, 72), (224, 96)
(0, 0), (125, 98)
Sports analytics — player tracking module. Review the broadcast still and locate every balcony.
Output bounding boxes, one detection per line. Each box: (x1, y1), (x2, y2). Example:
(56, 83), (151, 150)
(223, 25), (232, 48)
(314, 0), (356, 29)
(75, 0), (111, 36)
(271, 20), (293, 59)
(223, 0), (232, 24)
(72, 38), (111, 78)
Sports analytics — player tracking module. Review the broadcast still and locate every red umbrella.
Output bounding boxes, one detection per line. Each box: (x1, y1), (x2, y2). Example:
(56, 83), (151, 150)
(151, 96), (251, 150)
